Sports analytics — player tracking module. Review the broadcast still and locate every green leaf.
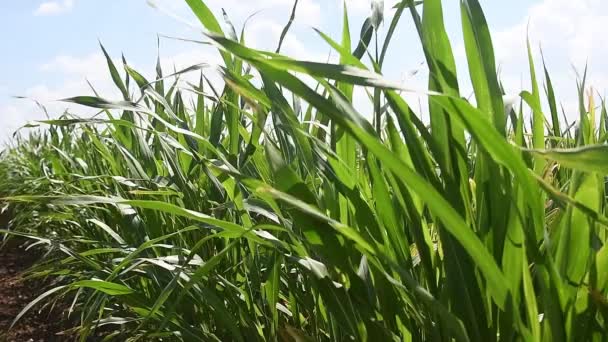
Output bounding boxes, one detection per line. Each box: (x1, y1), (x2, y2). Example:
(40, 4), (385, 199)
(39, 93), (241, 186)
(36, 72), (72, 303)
(71, 280), (134, 296)
(100, 42), (129, 101)
(184, 0), (233, 68)
(526, 145), (608, 174)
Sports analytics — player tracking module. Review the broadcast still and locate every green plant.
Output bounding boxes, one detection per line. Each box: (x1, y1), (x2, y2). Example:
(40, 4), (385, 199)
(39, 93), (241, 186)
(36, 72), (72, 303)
(1, 0), (608, 341)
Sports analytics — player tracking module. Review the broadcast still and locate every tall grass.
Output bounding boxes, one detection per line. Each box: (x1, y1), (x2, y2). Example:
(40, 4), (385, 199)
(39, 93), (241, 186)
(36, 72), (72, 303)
(1, 0), (608, 340)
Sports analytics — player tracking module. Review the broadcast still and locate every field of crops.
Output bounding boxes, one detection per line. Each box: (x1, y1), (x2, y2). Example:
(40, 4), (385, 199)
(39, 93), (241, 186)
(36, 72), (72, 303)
(1, 0), (608, 341)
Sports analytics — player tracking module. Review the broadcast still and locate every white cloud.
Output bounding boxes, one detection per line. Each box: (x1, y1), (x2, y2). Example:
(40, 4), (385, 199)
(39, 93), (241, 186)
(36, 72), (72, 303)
(151, 0), (321, 27)
(340, 0), (389, 18)
(341, 0), (396, 23)
(247, 20), (324, 60)
(494, 0), (608, 66)
(0, 104), (27, 143)
(223, 0), (321, 25)
(1, 45), (225, 140)
(11, 0), (608, 142)
(34, 0), (75, 16)
(0, 79), (117, 141)
(159, 48), (224, 90)
(343, 0), (371, 14)
(1, 51), (119, 140)
(146, 0), (324, 59)
(41, 53), (107, 79)
(490, 0), (608, 120)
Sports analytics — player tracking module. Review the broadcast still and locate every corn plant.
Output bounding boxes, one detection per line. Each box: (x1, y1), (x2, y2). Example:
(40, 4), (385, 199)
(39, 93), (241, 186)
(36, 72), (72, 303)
(1, 0), (608, 341)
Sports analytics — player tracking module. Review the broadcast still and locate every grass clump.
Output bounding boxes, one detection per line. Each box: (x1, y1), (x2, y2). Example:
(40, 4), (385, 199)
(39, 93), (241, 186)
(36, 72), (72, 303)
(1, 0), (608, 341)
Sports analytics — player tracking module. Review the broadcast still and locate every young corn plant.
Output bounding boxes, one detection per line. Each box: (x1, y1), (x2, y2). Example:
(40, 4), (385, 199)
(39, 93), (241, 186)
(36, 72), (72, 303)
(1, 0), (608, 341)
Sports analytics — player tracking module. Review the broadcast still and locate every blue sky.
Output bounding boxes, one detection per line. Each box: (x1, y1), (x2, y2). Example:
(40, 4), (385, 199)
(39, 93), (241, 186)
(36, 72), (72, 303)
(1, 0), (607, 140)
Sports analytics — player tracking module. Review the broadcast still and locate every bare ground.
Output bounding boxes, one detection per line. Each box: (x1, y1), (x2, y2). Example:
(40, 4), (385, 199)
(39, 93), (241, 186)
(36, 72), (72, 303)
(0, 239), (67, 342)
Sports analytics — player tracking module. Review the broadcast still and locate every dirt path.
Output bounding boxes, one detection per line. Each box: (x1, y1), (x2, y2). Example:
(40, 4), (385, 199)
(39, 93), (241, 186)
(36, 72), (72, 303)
(0, 239), (65, 341)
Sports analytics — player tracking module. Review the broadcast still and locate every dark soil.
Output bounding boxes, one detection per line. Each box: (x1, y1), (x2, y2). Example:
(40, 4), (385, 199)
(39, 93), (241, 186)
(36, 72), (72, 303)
(0, 239), (67, 341)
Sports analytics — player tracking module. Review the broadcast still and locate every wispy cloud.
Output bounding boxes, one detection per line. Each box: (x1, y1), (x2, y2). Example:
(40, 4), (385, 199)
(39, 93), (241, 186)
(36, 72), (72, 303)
(34, 0), (74, 16)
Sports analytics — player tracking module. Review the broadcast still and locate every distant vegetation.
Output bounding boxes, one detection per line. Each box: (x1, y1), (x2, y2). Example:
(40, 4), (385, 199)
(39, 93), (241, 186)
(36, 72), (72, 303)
(1, 0), (607, 341)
